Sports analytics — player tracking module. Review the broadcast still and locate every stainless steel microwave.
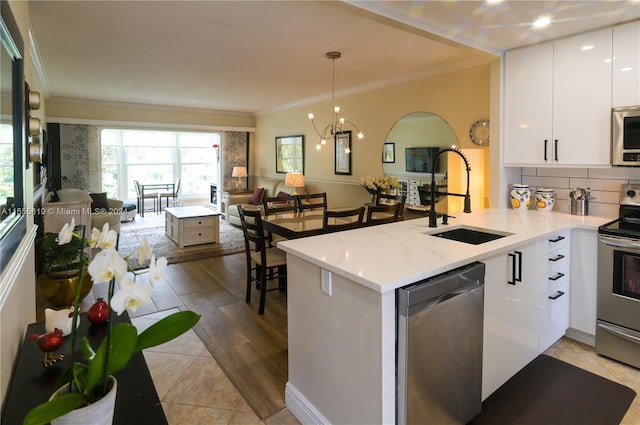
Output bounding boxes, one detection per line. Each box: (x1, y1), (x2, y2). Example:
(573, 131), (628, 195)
(612, 106), (640, 166)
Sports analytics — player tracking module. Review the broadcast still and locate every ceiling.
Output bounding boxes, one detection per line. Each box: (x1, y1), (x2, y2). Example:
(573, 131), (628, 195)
(28, 1), (640, 115)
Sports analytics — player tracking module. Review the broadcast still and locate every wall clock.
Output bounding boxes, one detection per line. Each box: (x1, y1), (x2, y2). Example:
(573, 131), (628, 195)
(469, 119), (490, 146)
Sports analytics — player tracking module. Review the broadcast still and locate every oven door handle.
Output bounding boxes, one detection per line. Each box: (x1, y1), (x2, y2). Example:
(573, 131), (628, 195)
(599, 235), (640, 249)
(598, 323), (640, 344)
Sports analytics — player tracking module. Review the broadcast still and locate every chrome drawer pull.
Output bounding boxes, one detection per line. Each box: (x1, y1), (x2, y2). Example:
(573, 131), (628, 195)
(549, 272), (565, 281)
(548, 291), (565, 300)
(549, 236), (565, 243)
(549, 254), (565, 262)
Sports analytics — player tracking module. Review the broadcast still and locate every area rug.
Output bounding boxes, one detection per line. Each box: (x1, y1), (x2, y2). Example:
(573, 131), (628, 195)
(118, 219), (245, 270)
(469, 354), (636, 425)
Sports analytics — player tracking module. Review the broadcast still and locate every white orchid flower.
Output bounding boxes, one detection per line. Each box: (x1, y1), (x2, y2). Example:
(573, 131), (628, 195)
(87, 247), (128, 285)
(88, 226), (103, 248)
(57, 218), (75, 245)
(148, 255), (167, 287)
(110, 282), (152, 315)
(136, 234), (153, 265)
(95, 223), (118, 250)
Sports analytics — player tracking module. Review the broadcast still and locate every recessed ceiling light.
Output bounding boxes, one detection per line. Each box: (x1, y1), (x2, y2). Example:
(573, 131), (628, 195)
(486, 0), (503, 5)
(621, 67), (633, 72)
(532, 15), (552, 30)
(581, 45), (595, 51)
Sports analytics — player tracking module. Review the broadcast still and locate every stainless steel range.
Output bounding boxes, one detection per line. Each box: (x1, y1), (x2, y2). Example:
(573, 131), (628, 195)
(597, 184), (640, 368)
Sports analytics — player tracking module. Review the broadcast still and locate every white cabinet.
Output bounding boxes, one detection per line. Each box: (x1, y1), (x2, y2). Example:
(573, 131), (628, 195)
(612, 21), (640, 107)
(482, 242), (539, 399)
(504, 28), (612, 167)
(483, 231), (571, 399)
(537, 231), (571, 352)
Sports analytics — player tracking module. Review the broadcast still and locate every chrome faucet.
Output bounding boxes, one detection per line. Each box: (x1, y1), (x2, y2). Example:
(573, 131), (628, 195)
(429, 147), (471, 228)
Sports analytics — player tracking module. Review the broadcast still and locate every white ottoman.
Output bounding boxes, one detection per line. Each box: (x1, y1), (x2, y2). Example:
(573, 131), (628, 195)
(120, 203), (137, 221)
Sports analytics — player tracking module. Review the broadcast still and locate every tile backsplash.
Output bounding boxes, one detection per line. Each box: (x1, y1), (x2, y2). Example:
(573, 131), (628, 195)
(520, 167), (640, 218)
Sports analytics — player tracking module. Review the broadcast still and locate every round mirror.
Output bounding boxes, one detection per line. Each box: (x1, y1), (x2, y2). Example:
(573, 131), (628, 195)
(382, 112), (456, 176)
(382, 112), (460, 213)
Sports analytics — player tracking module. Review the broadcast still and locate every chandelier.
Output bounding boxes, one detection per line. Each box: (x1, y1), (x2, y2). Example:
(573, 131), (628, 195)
(308, 51), (364, 151)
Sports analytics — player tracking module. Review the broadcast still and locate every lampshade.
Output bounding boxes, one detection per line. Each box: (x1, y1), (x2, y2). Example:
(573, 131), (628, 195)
(285, 172), (305, 188)
(232, 166), (247, 178)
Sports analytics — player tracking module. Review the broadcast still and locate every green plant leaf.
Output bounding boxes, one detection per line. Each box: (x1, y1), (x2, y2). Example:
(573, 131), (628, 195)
(22, 392), (85, 425)
(79, 336), (96, 361)
(84, 323), (137, 396)
(136, 311), (200, 351)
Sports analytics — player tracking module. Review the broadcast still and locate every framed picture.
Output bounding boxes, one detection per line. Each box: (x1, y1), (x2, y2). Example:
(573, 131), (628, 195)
(335, 131), (352, 175)
(382, 142), (395, 163)
(275, 135), (304, 174)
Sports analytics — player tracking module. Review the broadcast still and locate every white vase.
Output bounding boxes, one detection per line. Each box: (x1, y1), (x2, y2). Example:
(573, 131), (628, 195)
(50, 376), (117, 425)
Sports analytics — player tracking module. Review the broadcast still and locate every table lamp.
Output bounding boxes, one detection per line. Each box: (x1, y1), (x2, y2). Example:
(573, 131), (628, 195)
(232, 166), (247, 190)
(285, 172), (305, 195)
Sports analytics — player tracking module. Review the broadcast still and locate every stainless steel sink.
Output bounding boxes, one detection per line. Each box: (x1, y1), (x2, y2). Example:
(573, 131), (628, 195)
(429, 226), (512, 245)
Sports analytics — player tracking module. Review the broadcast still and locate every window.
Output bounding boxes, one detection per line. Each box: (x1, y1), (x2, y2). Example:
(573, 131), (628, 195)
(101, 129), (219, 201)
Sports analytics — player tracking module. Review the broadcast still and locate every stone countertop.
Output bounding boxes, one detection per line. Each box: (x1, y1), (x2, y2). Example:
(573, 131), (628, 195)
(277, 208), (614, 294)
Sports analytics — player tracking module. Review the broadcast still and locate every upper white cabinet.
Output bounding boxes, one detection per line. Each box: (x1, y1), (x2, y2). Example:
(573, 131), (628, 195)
(504, 28), (612, 167)
(612, 20), (640, 107)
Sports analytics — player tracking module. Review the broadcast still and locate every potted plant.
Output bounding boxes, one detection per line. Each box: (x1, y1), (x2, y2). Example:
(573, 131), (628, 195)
(24, 219), (201, 425)
(36, 225), (93, 307)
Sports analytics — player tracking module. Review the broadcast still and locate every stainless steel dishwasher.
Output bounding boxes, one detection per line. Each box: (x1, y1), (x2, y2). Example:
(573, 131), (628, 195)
(397, 262), (485, 425)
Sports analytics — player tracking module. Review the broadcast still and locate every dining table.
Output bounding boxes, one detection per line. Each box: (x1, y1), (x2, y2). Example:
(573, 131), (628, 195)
(262, 208), (384, 239)
(262, 210), (326, 239)
(138, 182), (174, 217)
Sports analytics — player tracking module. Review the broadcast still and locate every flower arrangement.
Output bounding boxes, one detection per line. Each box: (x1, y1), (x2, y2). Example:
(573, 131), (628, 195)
(24, 219), (201, 425)
(359, 175), (401, 195)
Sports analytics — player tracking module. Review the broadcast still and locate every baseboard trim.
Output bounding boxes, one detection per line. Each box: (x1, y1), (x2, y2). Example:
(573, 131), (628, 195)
(566, 328), (595, 347)
(285, 382), (330, 425)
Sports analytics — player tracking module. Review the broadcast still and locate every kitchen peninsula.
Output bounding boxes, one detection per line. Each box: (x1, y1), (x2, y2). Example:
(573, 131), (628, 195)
(278, 208), (612, 425)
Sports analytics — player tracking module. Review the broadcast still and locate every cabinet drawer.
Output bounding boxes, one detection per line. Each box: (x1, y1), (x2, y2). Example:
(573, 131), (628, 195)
(541, 263), (569, 294)
(539, 281), (570, 352)
(183, 216), (216, 229)
(537, 231), (569, 255)
(539, 247), (570, 274)
(183, 227), (216, 244)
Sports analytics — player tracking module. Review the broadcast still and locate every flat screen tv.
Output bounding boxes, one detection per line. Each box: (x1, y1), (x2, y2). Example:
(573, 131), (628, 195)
(405, 147), (440, 173)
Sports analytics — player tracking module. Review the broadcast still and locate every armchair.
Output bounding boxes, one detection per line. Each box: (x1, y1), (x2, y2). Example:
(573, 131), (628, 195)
(91, 198), (124, 234)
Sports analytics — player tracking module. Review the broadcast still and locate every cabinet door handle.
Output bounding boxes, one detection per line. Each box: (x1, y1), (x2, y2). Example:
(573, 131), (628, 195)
(548, 290), (565, 300)
(549, 254), (565, 262)
(549, 236), (565, 243)
(554, 139), (559, 161)
(515, 250), (523, 282)
(544, 139), (548, 161)
(549, 272), (565, 281)
(508, 252), (516, 285)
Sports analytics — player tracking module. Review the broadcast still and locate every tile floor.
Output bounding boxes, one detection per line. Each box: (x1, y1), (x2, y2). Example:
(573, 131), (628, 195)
(131, 309), (268, 425)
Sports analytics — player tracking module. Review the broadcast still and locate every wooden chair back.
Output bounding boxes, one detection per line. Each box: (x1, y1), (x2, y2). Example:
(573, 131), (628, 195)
(376, 193), (406, 220)
(296, 193), (327, 212)
(323, 207), (365, 232)
(262, 194), (298, 216)
(366, 203), (401, 226)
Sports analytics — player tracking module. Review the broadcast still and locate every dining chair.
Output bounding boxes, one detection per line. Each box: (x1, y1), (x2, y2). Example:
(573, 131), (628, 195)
(296, 192), (327, 212)
(133, 180), (158, 214)
(376, 193), (406, 220)
(262, 194), (298, 246)
(262, 194), (298, 216)
(366, 203), (401, 226)
(159, 178), (181, 210)
(237, 206), (287, 315)
(323, 207), (365, 232)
